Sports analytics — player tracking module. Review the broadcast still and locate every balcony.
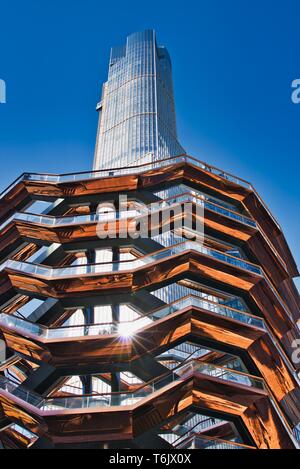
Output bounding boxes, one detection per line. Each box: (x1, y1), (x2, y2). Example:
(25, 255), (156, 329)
(0, 360), (265, 411)
(0, 155), (253, 199)
(0, 240), (292, 325)
(0, 154), (281, 234)
(0, 358), (295, 448)
(0, 295), (266, 341)
(0, 192), (257, 232)
(1, 241), (263, 278)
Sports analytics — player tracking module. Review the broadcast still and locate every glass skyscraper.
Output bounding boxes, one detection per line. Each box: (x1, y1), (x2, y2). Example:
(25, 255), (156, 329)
(93, 29), (185, 170)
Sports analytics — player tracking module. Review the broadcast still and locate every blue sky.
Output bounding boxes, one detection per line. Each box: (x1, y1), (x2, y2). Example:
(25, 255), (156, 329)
(0, 0), (299, 287)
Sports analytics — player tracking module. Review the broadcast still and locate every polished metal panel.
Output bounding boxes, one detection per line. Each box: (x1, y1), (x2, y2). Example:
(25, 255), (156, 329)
(0, 155), (299, 448)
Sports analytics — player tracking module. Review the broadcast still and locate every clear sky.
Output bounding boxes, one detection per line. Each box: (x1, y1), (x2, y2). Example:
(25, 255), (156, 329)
(0, 0), (299, 288)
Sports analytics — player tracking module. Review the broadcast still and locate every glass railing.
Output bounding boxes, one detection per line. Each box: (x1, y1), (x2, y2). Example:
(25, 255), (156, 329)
(192, 361), (263, 388)
(0, 294), (266, 341)
(0, 195), (286, 286)
(0, 376), (44, 407)
(161, 416), (224, 447)
(0, 360), (265, 411)
(175, 434), (252, 450)
(0, 210), (139, 231)
(136, 194), (284, 271)
(0, 239), (290, 324)
(164, 193), (257, 228)
(0, 155), (252, 196)
(0, 241), (263, 278)
(148, 295), (265, 330)
(205, 199), (256, 227)
(0, 154), (281, 231)
(0, 192), (257, 232)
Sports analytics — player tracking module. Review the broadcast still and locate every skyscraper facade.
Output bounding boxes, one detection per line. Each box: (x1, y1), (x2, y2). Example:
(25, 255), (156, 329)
(93, 30), (185, 170)
(0, 31), (300, 450)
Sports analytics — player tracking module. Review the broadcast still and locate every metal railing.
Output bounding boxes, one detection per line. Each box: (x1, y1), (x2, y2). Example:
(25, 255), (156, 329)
(0, 359), (265, 411)
(0, 294), (266, 340)
(0, 155), (253, 199)
(0, 238), (291, 326)
(175, 433), (253, 450)
(162, 416), (223, 447)
(0, 192), (257, 232)
(0, 154), (281, 230)
(0, 240), (263, 278)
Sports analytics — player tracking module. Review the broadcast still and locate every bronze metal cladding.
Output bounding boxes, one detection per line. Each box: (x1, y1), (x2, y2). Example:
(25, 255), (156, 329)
(0, 158), (299, 449)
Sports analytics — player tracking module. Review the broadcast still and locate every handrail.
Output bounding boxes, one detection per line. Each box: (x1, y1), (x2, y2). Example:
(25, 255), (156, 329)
(0, 359), (265, 411)
(1, 291), (296, 382)
(170, 416), (220, 446)
(0, 154), (281, 230)
(0, 154), (252, 197)
(50, 294), (266, 329)
(0, 356), (295, 440)
(0, 192), (257, 232)
(0, 192), (288, 274)
(0, 238), (292, 324)
(0, 294), (266, 341)
(0, 240), (263, 277)
(175, 433), (255, 449)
